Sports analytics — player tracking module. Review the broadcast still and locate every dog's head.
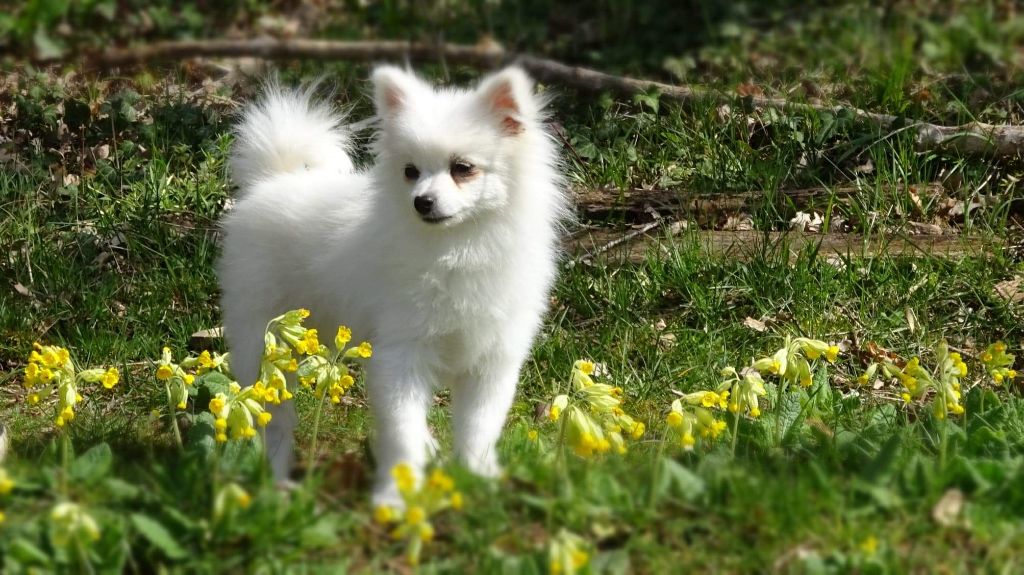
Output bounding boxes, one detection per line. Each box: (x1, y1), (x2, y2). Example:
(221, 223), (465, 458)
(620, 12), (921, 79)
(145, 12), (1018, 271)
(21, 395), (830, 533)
(371, 66), (543, 226)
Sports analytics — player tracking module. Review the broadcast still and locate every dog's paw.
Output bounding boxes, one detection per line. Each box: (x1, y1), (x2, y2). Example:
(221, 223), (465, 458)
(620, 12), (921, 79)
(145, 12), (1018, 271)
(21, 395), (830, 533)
(467, 454), (503, 480)
(371, 482), (406, 510)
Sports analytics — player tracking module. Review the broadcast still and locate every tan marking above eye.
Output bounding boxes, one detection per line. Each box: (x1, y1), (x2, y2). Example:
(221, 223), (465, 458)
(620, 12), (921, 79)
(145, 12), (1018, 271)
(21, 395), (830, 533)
(449, 160), (478, 183)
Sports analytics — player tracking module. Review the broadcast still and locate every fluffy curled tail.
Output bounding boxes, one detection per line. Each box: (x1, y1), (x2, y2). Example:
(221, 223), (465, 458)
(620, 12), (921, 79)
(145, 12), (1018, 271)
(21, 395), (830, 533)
(229, 82), (354, 191)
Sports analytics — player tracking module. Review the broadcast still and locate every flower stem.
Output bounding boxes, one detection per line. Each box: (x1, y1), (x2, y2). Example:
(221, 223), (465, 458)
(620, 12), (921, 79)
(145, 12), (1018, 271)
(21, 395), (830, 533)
(308, 388), (329, 474)
(647, 433), (668, 511)
(730, 409), (741, 457)
(60, 431), (72, 496)
(166, 390), (183, 452)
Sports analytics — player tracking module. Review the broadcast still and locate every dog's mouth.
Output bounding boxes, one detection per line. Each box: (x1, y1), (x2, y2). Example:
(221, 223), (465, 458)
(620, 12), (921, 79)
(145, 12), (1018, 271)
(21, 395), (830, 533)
(421, 214), (454, 224)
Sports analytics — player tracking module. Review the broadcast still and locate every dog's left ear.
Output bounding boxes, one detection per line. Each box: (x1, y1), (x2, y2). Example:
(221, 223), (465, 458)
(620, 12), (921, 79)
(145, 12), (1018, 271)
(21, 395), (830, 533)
(476, 67), (536, 136)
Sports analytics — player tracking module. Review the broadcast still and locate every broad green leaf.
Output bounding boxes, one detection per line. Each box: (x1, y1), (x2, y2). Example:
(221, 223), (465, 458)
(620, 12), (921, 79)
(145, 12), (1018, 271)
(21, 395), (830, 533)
(131, 513), (188, 560)
(71, 442), (113, 484)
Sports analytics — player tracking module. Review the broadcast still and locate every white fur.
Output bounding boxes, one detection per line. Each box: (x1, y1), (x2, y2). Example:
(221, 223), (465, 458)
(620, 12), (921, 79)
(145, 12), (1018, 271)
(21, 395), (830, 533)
(229, 82), (354, 191)
(218, 66), (568, 505)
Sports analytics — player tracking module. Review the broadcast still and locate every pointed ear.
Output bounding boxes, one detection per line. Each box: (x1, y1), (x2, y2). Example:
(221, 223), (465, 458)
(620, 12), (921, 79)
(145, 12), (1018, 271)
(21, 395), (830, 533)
(476, 67), (536, 136)
(372, 66), (418, 118)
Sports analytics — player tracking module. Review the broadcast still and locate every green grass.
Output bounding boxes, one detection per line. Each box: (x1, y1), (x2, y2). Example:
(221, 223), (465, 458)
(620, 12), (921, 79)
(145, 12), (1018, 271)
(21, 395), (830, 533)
(2, 1), (1024, 572)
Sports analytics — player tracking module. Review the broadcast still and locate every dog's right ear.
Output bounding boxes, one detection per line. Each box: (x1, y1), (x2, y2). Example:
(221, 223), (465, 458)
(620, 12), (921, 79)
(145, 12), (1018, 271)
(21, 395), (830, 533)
(372, 66), (418, 119)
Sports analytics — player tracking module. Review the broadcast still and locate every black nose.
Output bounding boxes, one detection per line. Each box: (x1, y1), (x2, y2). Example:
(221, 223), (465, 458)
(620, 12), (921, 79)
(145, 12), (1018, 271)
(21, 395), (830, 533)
(414, 195), (435, 215)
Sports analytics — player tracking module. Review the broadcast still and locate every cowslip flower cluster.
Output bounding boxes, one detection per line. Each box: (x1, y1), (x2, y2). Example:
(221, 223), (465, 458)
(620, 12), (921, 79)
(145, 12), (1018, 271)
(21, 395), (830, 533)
(50, 502), (101, 548)
(549, 360), (645, 457)
(717, 366), (767, 418)
(262, 310), (372, 406)
(883, 341), (966, 418)
(156, 346), (196, 410)
(213, 482), (252, 521)
(209, 383), (273, 442)
(374, 464), (463, 566)
(0, 467), (13, 525)
(665, 397), (728, 450)
(296, 324), (371, 404)
(752, 336), (840, 387)
(980, 342), (1016, 385)
(181, 350), (230, 375)
(548, 528), (590, 575)
(23, 343), (119, 427)
(201, 310), (371, 444)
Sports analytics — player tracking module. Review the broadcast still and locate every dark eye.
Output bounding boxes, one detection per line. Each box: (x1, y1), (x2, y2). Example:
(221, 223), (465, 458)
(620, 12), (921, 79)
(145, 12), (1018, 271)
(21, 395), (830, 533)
(449, 161), (475, 180)
(404, 164), (420, 180)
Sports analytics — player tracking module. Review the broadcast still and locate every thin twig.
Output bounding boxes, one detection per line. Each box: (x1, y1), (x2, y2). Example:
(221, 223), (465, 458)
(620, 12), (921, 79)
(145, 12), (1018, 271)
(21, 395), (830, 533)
(44, 38), (1024, 158)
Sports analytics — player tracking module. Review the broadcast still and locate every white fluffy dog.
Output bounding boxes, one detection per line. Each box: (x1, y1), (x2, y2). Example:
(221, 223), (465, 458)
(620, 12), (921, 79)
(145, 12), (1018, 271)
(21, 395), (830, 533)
(218, 66), (568, 504)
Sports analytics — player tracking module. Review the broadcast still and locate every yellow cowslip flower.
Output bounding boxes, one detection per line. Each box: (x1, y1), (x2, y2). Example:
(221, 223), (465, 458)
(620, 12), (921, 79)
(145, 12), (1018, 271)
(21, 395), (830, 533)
(0, 468), (14, 495)
(293, 328), (320, 355)
(753, 337), (839, 388)
(888, 342), (968, 418)
(527, 429), (539, 442)
(549, 359), (644, 457)
(50, 502), (101, 547)
(574, 360), (595, 375)
(549, 529), (590, 575)
(860, 535), (879, 556)
(208, 385), (273, 441)
(666, 399), (725, 450)
(374, 505), (395, 524)
(427, 469), (455, 493)
(550, 395), (568, 421)
(718, 367), (767, 418)
(980, 341), (1016, 385)
(378, 463), (464, 566)
(335, 325), (352, 349)
(0, 511), (5, 524)
(355, 342), (373, 358)
(101, 368), (119, 389)
(405, 505), (426, 526)
(857, 363), (879, 386)
(666, 410), (684, 428)
(213, 483), (252, 521)
(156, 347), (194, 411)
(393, 463), (417, 495)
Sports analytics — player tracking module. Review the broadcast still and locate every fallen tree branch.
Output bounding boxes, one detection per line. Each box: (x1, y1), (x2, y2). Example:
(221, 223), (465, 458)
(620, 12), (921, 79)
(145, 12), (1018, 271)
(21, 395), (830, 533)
(52, 38), (1024, 158)
(568, 228), (991, 264)
(574, 183), (948, 225)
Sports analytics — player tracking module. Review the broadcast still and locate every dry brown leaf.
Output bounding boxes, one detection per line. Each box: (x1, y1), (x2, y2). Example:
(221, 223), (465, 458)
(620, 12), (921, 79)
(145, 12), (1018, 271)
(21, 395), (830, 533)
(931, 488), (964, 527)
(994, 276), (1024, 304)
(722, 213), (754, 231)
(742, 316), (767, 332)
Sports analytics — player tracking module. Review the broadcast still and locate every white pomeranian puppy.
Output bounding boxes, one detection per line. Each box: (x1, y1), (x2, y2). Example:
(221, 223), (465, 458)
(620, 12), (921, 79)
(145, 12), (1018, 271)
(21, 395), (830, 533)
(218, 66), (568, 505)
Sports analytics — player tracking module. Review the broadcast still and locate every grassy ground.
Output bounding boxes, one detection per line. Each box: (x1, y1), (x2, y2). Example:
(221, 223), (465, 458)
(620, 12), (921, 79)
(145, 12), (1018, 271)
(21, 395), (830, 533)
(2, 1), (1024, 573)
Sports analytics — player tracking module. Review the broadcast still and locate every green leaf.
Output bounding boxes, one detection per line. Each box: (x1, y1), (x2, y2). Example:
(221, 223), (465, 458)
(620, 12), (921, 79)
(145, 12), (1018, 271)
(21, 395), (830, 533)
(657, 457), (705, 502)
(71, 442), (113, 484)
(299, 516), (339, 548)
(103, 477), (141, 501)
(32, 25), (65, 60)
(185, 411), (216, 462)
(777, 390), (806, 447)
(9, 538), (52, 566)
(130, 514), (188, 560)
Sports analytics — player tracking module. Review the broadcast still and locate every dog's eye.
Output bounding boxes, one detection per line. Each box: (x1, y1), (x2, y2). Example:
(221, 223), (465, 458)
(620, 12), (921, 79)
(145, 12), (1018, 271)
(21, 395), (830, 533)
(404, 164), (420, 180)
(449, 161), (476, 180)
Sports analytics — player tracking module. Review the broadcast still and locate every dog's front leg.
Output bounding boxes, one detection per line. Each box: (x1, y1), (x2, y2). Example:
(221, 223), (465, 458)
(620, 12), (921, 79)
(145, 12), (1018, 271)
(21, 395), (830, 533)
(452, 358), (521, 478)
(366, 344), (437, 507)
